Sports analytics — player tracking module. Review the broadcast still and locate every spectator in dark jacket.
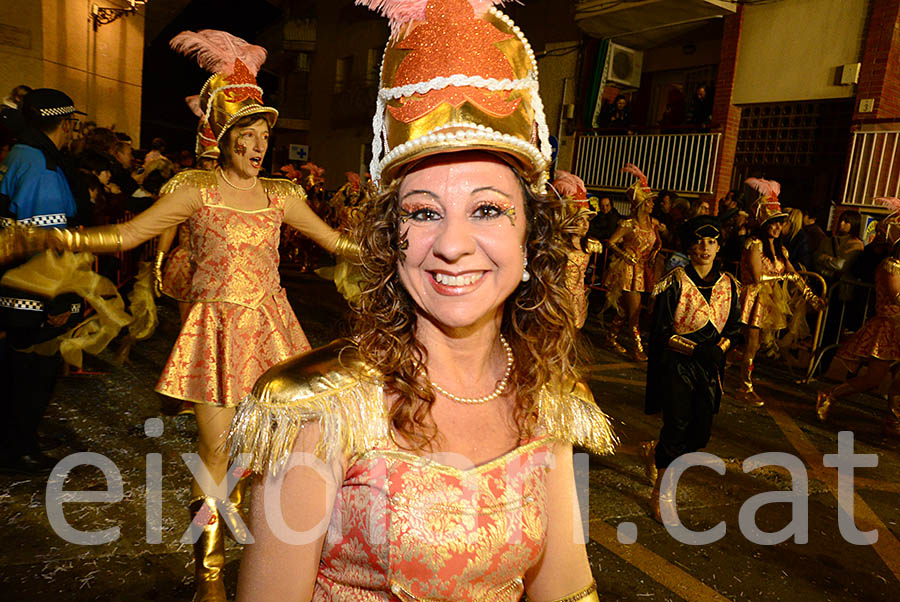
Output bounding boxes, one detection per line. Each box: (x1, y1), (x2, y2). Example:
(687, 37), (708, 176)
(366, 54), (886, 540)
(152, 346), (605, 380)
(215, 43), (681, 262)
(783, 208), (812, 270)
(588, 196), (621, 241)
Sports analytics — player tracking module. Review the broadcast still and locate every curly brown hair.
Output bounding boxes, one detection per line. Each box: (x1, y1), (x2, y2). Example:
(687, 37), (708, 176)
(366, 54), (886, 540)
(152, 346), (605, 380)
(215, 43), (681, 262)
(350, 170), (585, 451)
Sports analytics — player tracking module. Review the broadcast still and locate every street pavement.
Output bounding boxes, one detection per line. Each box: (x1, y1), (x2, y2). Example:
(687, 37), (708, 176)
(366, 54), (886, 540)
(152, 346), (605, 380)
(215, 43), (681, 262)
(1, 269), (897, 601)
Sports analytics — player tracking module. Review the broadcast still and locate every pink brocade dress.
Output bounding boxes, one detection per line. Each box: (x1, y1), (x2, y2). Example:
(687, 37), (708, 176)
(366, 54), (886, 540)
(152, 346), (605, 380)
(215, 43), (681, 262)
(314, 439), (552, 601)
(739, 238), (790, 330)
(161, 223), (194, 301)
(155, 186), (310, 407)
(838, 257), (900, 361)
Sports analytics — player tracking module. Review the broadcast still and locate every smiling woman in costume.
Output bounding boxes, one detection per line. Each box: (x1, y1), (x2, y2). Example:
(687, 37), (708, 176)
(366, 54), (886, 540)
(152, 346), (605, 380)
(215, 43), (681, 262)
(0, 30), (357, 602)
(227, 1), (615, 601)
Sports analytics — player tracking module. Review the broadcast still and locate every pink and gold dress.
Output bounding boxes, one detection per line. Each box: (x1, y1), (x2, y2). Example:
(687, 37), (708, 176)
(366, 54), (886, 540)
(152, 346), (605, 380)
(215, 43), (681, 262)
(739, 238), (790, 330)
(161, 223), (194, 301)
(602, 218), (660, 295)
(230, 343), (618, 600)
(152, 172), (311, 407)
(838, 257), (900, 361)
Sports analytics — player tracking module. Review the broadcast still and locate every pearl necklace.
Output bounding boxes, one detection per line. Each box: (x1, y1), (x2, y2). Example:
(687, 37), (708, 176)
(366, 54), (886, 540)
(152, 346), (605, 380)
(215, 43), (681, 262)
(218, 167), (257, 191)
(429, 335), (514, 404)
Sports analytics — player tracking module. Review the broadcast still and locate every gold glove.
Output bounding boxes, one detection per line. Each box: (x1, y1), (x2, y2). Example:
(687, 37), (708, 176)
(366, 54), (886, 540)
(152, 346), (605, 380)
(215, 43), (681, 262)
(609, 244), (637, 265)
(152, 250), (165, 297)
(585, 238), (603, 254)
(0, 224), (50, 265)
(667, 335), (696, 355)
(48, 225), (122, 254)
(333, 232), (361, 259)
(547, 581), (599, 602)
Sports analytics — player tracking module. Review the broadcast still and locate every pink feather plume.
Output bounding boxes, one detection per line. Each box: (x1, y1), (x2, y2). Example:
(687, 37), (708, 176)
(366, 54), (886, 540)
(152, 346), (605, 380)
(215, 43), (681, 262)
(345, 172), (362, 191)
(621, 163), (648, 187)
(355, 0), (509, 35)
(184, 95), (202, 118)
(745, 177), (776, 198)
(170, 30), (267, 76)
(302, 162), (326, 179)
(876, 197), (900, 214)
(552, 171), (587, 200)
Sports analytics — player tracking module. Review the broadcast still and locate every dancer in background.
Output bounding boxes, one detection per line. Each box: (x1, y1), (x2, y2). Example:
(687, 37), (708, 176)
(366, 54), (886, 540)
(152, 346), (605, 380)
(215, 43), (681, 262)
(818, 197), (900, 438)
(602, 163), (663, 360)
(642, 216), (741, 523)
(0, 30), (358, 601)
(737, 178), (823, 406)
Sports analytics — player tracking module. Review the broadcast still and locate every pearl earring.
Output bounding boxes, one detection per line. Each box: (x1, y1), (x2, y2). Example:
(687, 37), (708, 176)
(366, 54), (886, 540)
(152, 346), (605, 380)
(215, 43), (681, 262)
(521, 252), (531, 282)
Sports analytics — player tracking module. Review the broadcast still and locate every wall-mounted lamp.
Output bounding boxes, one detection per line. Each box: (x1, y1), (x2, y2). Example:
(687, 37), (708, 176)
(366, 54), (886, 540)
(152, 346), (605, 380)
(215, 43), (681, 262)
(92, 1), (147, 31)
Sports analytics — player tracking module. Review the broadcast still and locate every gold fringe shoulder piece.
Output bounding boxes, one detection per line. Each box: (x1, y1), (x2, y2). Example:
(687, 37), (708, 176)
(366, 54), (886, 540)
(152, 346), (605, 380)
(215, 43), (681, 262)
(159, 169), (216, 196)
(721, 270), (742, 294)
(882, 258), (900, 276)
(651, 266), (683, 298)
(744, 237), (763, 252)
(537, 383), (618, 456)
(261, 177), (308, 201)
(228, 339), (389, 476)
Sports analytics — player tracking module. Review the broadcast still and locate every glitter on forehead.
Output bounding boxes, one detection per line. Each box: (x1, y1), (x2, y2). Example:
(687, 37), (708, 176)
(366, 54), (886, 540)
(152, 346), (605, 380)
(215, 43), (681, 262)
(388, 0), (519, 123)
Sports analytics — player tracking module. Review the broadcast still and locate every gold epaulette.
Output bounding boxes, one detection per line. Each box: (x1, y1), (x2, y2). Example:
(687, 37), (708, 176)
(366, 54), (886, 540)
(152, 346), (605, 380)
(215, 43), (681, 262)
(261, 177), (308, 201)
(883, 257), (900, 276)
(651, 266), (684, 298)
(744, 237), (763, 252)
(228, 339), (388, 476)
(159, 168), (216, 196)
(722, 270), (741, 293)
(537, 383), (618, 456)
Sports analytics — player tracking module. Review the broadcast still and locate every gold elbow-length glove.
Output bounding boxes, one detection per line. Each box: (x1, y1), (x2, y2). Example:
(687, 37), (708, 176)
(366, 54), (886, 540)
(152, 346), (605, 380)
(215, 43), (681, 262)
(152, 250), (166, 297)
(333, 232), (361, 259)
(0, 223), (122, 265)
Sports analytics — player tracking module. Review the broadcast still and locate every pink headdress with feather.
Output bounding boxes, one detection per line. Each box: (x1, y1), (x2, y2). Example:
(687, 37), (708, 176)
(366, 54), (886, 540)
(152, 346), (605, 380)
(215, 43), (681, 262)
(355, 0), (551, 193)
(170, 30), (277, 144)
(621, 163), (655, 209)
(876, 197), (900, 244)
(745, 177), (788, 226)
(552, 170), (597, 216)
(185, 94), (219, 159)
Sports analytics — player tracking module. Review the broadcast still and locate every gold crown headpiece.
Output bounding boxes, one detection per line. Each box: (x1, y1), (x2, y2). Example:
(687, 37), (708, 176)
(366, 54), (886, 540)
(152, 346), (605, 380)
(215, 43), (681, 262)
(171, 30), (278, 146)
(745, 178), (788, 226)
(876, 197), (900, 245)
(357, 0), (552, 193)
(552, 170), (597, 216)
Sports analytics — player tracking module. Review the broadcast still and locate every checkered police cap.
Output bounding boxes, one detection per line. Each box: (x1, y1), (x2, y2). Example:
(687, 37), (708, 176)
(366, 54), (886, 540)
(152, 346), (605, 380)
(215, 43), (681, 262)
(21, 88), (86, 119)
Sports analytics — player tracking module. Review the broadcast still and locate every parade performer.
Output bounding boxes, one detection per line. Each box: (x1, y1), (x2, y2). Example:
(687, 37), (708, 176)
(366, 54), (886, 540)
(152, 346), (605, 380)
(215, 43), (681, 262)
(737, 178), (823, 406)
(228, 1), (616, 600)
(601, 163), (662, 360)
(817, 198), (900, 437)
(0, 31), (358, 601)
(642, 216), (741, 523)
(553, 170), (602, 329)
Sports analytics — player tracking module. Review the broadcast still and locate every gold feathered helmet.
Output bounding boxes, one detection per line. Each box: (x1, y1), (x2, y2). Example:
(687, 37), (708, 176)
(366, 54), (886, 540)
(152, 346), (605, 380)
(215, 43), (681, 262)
(170, 30), (278, 146)
(876, 197), (900, 247)
(745, 177), (788, 227)
(551, 170), (598, 218)
(185, 94), (219, 160)
(357, 0), (552, 193)
(621, 163), (655, 210)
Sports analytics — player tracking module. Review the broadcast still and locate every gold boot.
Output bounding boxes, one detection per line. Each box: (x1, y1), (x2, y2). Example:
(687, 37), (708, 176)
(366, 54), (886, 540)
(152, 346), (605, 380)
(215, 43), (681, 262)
(883, 395), (900, 438)
(220, 475), (251, 543)
(649, 469), (677, 527)
(737, 359), (764, 407)
(188, 497), (227, 602)
(604, 314), (627, 355)
(816, 389), (836, 422)
(639, 440), (658, 485)
(630, 326), (647, 361)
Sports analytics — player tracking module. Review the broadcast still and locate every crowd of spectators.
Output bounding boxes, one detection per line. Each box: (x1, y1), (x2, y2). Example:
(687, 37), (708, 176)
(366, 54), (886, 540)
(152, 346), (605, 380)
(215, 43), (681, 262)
(596, 83), (715, 132)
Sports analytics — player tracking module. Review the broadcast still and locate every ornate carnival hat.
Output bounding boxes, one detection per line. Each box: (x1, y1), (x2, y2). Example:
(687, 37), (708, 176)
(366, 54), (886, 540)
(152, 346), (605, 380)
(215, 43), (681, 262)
(185, 95), (219, 159)
(552, 170), (598, 216)
(621, 163), (655, 208)
(357, 0), (552, 192)
(745, 177), (788, 226)
(170, 30), (278, 145)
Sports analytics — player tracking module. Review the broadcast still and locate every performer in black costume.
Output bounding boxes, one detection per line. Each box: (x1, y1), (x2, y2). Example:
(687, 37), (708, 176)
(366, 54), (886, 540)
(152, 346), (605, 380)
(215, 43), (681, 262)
(641, 216), (742, 523)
